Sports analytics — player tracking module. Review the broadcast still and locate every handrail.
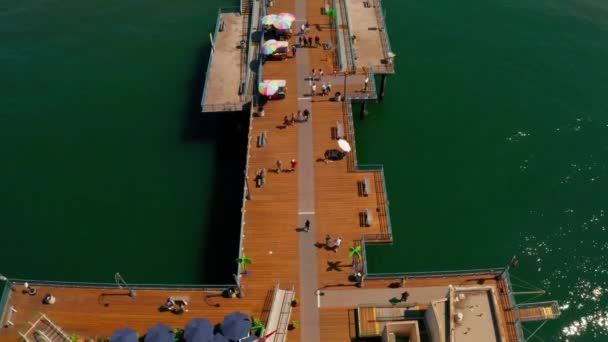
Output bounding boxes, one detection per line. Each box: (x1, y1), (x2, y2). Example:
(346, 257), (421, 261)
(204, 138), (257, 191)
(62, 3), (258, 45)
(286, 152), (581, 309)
(365, 268), (504, 279)
(9, 279), (233, 291)
(339, 0), (357, 71)
(0, 280), (10, 324)
(200, 7), (223, 111)
(331, 0), (343, 71)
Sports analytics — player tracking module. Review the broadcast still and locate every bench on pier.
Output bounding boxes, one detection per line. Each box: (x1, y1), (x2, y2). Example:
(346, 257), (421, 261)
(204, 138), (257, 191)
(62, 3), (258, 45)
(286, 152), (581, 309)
(333, 122), (344, 140)
(359, 209), (374, 227)
(255, 168), (267, 188)
(257, 131), (268, 148)
(169, 296), (190, 305)
(3, 306), (17, 327)
(358, 178), (371, 197)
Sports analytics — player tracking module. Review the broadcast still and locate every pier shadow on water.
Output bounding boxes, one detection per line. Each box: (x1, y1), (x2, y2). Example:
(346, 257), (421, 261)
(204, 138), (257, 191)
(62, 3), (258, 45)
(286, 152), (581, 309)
(182, 44), (248, 284)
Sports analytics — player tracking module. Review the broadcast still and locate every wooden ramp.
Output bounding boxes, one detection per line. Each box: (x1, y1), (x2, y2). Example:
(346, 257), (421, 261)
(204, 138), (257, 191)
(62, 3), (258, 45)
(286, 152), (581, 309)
(517, 301), (561, 322)
(18, 312), (71, 342)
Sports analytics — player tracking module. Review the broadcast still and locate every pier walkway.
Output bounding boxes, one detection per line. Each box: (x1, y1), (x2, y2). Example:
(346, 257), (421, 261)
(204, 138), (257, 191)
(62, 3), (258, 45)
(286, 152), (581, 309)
(0, 1), (558, 342)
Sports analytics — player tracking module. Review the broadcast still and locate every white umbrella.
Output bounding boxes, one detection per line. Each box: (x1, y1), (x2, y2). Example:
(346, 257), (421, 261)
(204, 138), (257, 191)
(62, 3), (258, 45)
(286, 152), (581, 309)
(338, 139), (351, 152)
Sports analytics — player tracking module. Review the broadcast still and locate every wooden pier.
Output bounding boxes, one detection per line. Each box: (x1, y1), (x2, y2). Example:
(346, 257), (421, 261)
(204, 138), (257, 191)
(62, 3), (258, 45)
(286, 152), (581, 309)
(1, 0), (558, 341)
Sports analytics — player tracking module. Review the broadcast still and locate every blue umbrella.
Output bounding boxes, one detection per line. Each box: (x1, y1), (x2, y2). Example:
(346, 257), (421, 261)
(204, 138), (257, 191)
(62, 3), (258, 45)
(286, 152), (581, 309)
(144, 324), (174, 342)
(213, 334), (230, 342)
(110, 328), (138, 342)
(184, 319), (214, 342)
(220, 312), (251, 341)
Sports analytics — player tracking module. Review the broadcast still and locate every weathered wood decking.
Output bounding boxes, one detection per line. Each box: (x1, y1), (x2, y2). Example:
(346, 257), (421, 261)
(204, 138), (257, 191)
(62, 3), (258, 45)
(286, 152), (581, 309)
(0, 1), (529, 341)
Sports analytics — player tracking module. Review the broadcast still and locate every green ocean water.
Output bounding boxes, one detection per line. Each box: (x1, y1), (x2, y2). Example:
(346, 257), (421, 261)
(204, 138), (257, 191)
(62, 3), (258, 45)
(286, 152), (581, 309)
(359, 0), (608, 340)
(2, 0), (608, 340)
(0, 0), (247, 285)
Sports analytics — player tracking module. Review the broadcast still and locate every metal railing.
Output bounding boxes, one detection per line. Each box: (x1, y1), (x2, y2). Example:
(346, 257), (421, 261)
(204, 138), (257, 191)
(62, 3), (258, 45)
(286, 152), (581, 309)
(332, 0), (343, 71)
(338, 0), (357, 72)
(0, 280), (10, 325)
(505, 270), (526, 341)
(8, 278), (232, 291)
(365, 268), (504, 280)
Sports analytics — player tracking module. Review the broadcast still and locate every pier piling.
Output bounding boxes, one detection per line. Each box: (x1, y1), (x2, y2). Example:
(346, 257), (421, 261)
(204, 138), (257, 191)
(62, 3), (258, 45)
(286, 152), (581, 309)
(379, 74), (387, 101)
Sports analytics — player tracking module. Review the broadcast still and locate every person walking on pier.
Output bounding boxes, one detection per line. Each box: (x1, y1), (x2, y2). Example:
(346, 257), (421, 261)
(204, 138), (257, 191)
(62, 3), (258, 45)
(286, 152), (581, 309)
(291, 158), (298, 170)
(321, 83), (327, 96)
(303, 109), (310, 121)
(319, 69), (324, 78)
(334, 236), (342, 253)
(333, 69), (337, 78)
(364, 77), (369, 91)
(327, 82), (332, 94)
(325, 234), (332, 247)
(311, 68), (316, 80)
(305, 20), (310, 32)
(304, 219), (310, 232)
(298, 36), (303, 46)
(308, 36), (313, 47)
(292, 44), (297, 57)
(276, 160), (283, 173)
(311, 83), (317, 96)
(284, 115), (290, 127)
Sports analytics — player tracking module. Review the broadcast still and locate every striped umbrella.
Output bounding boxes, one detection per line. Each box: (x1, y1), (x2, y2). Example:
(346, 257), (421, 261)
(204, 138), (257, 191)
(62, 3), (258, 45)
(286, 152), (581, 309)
(261, 39), (281, 55)
(277, 13), (296, 22)
(272, 19), (293, 30)
(261, 14), (279, 26)
(258, 80), (282, 96)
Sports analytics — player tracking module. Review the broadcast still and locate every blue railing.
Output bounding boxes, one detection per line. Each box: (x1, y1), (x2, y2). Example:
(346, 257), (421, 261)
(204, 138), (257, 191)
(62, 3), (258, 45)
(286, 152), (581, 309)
(331, 0), (343, 71)
(0, 280), (10, 324)
(341, 0), (357, 70)
(366, 268), (504, 279)
(8, 278), (232, 291)
(505, 270), (526, 341)
(243, 0), (255, 97)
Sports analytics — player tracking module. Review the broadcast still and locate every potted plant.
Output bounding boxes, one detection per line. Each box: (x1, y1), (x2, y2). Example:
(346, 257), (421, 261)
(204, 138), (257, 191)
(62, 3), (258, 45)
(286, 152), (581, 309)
(291, 297), (299, 307)
(288, 320), (299, 330)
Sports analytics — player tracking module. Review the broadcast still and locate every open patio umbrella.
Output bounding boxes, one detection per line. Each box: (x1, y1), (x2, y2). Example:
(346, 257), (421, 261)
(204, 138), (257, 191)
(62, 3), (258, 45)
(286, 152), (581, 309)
(261, 14), (279, 26)
(144, 324), (174, 342)
(110, 328), (138, 342)
(272, 19), (293, 30)
(220, 312), (251, 341)
(213, 334), (230, 342)
(184, 319), (214, 342)
(261, 39), (281, 55)
(277, 13), (296, 22)
(338, 139), (352, 152)
(258, 80), (281, 96)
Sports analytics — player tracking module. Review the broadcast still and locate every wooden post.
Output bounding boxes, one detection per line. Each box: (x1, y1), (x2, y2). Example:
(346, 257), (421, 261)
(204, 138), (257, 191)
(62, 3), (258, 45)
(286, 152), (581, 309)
(359, 102), (367, 119)
(379, 74), (387, 101)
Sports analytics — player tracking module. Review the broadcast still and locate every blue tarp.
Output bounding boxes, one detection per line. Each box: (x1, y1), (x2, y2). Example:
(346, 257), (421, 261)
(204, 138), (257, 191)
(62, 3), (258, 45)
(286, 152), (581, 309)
(220, 312), (251, 341)
(110, 328), (138, 342)
(144, 324), (174, 342)
(184, 318), (214, 342)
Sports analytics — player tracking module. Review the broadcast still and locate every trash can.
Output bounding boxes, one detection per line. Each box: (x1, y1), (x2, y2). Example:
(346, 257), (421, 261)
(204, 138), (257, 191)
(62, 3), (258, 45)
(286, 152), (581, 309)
(334, 92), (342, 102)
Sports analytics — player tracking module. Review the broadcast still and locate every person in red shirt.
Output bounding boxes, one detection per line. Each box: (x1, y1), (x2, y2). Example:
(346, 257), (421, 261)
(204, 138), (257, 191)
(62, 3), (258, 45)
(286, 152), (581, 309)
(291, 159), (298, 170)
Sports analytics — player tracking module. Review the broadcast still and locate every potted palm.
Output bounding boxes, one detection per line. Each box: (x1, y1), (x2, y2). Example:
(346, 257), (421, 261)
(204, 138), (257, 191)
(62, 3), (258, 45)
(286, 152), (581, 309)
(288, 320), (299, 330)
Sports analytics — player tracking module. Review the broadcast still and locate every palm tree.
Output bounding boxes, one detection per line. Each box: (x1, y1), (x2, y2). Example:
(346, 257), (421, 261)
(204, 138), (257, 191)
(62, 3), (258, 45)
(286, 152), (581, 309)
(349, 246), (362, 263)
(251, 317), (265, 337)
(236, 254), (252, 274)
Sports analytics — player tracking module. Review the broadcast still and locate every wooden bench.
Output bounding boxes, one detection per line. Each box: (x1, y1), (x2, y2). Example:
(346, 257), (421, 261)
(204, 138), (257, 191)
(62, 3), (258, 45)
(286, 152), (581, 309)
(169, 296), (190, 305)
(358, 178), (371, 196)
(365, 208), (373, 227)
(335, 122), (344, 140)
(257, 131), (268, 148)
